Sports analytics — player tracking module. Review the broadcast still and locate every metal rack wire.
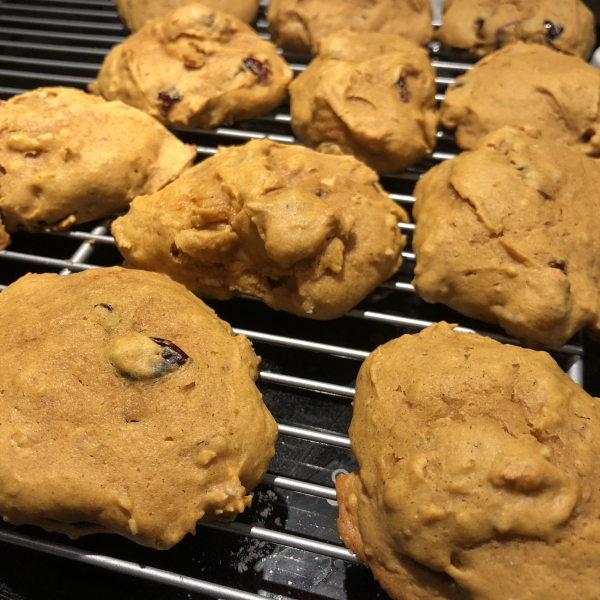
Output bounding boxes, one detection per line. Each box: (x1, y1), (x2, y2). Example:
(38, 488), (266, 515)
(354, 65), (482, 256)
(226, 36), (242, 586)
(0, 2), (592, 599)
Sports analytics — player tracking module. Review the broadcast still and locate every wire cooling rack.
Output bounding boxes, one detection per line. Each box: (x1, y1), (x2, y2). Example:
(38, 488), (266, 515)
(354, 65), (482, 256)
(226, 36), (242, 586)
(0, 2), (596, 599)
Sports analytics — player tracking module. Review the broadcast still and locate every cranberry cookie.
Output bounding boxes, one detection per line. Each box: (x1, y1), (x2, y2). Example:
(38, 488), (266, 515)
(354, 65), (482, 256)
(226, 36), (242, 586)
(0, 87), (195, 249)
(90, 3), (292, 128)
(412, 127), (600, 348)
(0, 266), (277, 549)
(337, 322), (600, 600)
(290, 30), (438, 173)
(436, 0), (595, 59)
(112, 139), (408, 319)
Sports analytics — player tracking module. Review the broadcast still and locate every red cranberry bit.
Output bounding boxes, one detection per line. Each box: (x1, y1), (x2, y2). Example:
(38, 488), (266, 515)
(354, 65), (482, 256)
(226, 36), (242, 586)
(543, 20), (563, 41)
(157, 89), (182, 116)
(150, 337), (189, 367)
(243, 57), (272, 83)
(548, 261), (567, 274)
(396, 77), (410, 102)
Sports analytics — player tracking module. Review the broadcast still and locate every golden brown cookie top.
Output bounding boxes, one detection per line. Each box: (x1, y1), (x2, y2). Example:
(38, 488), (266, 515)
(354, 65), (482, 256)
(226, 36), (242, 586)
(267, 0), (433, 55)
(290, 30), (438, 173)
(0, 87), (195, 248)
(89, 3), (292, 128)
(112, 138), (408, 319)
(0, 266), (277, 549)
(342, 322), (600, 599)
(440, 42), (600, 155)
(436, 0), (596, 59)
(114, 0), (259, 31)
(412, 126), (600, 348)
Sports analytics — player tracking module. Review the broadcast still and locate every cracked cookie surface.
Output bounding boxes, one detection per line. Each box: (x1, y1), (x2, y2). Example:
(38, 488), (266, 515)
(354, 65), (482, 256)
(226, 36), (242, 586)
(337, 322), (600, 600)
(112, 139), (408, 319)
(290, 31), (438, 174)
(412, 127), (600, 347)
(0, 87), (195, 249)
(90, 3), (292, 128)
(440, 42), (600, 155)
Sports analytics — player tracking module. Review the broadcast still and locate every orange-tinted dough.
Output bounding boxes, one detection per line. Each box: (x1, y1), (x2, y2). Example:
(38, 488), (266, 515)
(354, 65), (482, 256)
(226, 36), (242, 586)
(90, 3), (292, 128)
(0, 87), (195, 249)
(412, 127), (600, 348)
(267, 0), (433, 55)
(440, 43), (600, 155)
(290, 31), (438, 173)
(0, 267), (277, 549)
(112, 139), (408, 319)
(114, 0), (259, 30)
(436, 0), (595, 59)
(337, 322), (600, 600)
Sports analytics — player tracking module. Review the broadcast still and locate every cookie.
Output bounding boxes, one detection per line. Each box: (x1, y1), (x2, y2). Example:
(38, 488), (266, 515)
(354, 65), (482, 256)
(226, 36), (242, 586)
(337, 322), (600, 600)
(267, 0), (433, 55)
(0, 266), (277, 549)
(111, 139), (408, 320)
(89, 3), (292, 128)
(435, 0), (596, 59)
(289, 30), (438, 173)
(114, 0), (259, 31)
(412, 127), (600, 348)
(440, 42), (600, 155)
(0, 87), (195, 249)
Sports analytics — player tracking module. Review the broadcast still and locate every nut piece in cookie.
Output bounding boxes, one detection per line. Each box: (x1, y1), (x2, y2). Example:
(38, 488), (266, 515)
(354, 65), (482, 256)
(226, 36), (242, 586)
(440, 42), (600, 155)
(267, 0), (433, 55)
(114, 0), (259, 31)
(290, 30), (438, 173)
(435, 0), (596, 59)
(89, 3), (292, 128)
(112, 139), (409, 319)
(337, 322), (600, 600)
(0, 86), (196, 250)
(0, 266), (277, 549)
(412, 127), (600, 348)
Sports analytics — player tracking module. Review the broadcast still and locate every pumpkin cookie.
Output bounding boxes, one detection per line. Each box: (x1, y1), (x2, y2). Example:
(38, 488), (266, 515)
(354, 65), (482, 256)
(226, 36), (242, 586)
(290, 30), (438, 173)
(0, 87), (195, 249)
(112, 139), (408, 319)
(412, 127), (600, 348)
(337, 322), (600, 600)
(436, 0), (595, 59)
(440, 42), (600, 155)
(267, 0), (433, 55)
(0, 266), (277, 549)
(89, 3), (292, 128)
(114, 0), (259, 31)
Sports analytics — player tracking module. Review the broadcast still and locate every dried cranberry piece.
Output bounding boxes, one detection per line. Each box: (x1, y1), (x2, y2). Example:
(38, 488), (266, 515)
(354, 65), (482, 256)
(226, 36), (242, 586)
(396, 77), (409, 102)
(548, 261), (567, 274)
(243, 57), (272, 83)
(95, 303), (113, 312)
(150, 337), (189, 367)
(157, 88), (183, 116)
(474, 18), (485, 38)
(543, 20), (563, 41)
